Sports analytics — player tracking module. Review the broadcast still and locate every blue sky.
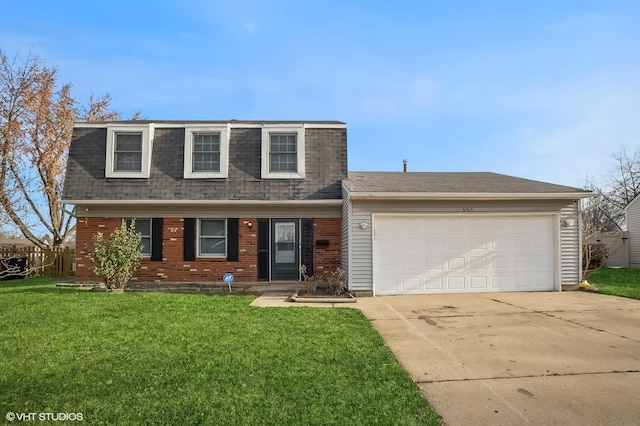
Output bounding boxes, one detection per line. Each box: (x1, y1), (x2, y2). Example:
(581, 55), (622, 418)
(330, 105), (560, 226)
(3, 0), (640, 188)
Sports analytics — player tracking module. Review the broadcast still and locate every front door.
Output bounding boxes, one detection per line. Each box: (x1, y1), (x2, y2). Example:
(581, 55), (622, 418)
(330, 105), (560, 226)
(271, 219), (299, 280)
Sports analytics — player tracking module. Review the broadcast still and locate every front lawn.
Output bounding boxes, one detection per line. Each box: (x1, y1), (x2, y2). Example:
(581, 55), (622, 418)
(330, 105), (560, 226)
(588, 267), (640, 300)
(0, 278), (439, 425)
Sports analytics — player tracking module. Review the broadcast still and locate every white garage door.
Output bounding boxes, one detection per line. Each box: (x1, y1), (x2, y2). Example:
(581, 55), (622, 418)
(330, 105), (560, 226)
(373, 215), (556, 295)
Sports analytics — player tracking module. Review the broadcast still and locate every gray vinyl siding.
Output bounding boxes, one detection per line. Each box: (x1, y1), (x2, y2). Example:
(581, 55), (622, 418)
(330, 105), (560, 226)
(626, 197), (640, 267)
(350, 205), (374, 290)
(341, 186), (351, 283)
(560, 203), (581, 285)
(348, 198), (581, 291)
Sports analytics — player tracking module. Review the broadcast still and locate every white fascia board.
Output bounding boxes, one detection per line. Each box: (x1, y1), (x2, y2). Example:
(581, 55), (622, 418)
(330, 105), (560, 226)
(75, 122), (347, 129)
(347, 192), (596, 200)
(303, 123), (346, 129)
(63, 199), (343, 206)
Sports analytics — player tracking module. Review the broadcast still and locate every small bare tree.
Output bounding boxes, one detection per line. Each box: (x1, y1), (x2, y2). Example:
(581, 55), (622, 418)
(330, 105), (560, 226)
(0, 51), (120, 248)
(586, 148), (640, 232)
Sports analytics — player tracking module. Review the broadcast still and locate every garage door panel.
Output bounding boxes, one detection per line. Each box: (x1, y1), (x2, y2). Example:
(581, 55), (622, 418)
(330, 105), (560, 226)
(447, 277), (465, 290)
(425, 277), (443, 290)
(491, 256), (512, 269)
(491, 237), (509, 249)
(470, 237), (490, 249)
(374, 215), (555, 294)
(402, 236), (423, 251)
(470, 276), (488, 289)
(447, 238), (466, 249)
(469, 256), (487, 269)
(491, 276), (511, 289)
(425, 239), (444, 249)
(447, 257), (465, 270)
(425, 257), (444, 270)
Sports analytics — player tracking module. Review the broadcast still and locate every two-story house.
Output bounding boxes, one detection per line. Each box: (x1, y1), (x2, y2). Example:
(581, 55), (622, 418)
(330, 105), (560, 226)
(63, 121), (346, 283)
(64, 119), (594, 295)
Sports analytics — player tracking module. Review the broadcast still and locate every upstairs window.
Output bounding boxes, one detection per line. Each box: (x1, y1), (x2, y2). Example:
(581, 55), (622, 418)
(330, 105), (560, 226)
(269, 134), (297, 172)
(193, 133), (220, 172)
(184, 125), (229, 178)
(261, 125), (305, 179)
(115, 133), (143, 172)
(106, 124), (153, 178)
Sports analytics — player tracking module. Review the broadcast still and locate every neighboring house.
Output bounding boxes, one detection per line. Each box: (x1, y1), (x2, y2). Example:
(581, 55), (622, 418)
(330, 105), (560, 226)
(342, 172), (593, 295)
(0, 238), (36, 250)
(63, 119), (594, 294)
(62, 120), (347, 283)
(625, 195), (640, 267)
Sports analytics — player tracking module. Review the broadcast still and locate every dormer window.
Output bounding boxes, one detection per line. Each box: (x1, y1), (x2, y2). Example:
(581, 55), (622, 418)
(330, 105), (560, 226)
(115, 133), (142, 172)
(261, 125), (305, 179)
(184, 125), (229, 178)
(105, 124), (153, 178)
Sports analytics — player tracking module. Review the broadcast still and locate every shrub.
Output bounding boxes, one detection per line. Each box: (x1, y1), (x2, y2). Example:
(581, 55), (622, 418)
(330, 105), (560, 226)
(86, 220), (143, 289)
(323, 267), (346, 296)
(300, 264), (316, 295)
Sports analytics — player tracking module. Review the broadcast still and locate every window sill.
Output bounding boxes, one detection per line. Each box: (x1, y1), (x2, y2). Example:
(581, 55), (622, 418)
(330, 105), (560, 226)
(262, 171), (306, 179)
(105, 171), (150, 178)
(184, 172), (228, 179)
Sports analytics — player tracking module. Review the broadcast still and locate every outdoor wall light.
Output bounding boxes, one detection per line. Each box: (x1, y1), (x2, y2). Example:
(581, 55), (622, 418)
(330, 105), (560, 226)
(359, 222), (370, 230)
(562, 219), (576, 227)
(247, 221), (253, 228)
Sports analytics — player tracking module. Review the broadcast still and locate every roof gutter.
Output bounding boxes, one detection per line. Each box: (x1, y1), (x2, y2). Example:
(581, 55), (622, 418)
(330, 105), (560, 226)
(347, 191), (596, 200)
(73, 122), (347, 129)
(62, 199), (343, 206)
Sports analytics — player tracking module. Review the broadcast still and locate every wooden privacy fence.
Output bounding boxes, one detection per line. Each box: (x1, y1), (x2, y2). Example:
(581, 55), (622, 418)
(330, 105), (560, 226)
(0, 246), (75, 277)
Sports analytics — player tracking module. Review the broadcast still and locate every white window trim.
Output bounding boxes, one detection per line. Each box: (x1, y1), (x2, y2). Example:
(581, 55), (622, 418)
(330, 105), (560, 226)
(197, 218), (227, 258)
(123, 218), (152, 257)
(184, 125), (230, 179)
(261, 125), (305, 179)
(105, 124), (154, 178)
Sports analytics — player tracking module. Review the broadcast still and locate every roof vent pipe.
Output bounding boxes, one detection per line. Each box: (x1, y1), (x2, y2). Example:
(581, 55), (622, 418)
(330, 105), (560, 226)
(403, 159), (408, 172)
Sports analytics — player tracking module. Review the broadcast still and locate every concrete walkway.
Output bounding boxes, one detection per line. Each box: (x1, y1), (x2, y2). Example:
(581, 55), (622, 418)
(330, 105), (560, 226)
(357, 292), (640, 426)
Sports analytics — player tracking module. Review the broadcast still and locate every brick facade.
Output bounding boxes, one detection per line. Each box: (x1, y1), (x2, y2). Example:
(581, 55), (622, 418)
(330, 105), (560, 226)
(312, 218), (341, 273)
(75, 216), (341, 284)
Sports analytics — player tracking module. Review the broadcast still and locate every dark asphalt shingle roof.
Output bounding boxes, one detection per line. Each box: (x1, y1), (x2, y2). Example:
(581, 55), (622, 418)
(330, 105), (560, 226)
(62, 124), (347, 202)
(344, 172), (590, 194)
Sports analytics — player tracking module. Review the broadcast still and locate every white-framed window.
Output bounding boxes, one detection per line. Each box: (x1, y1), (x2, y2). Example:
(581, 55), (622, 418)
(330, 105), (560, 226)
(105, 125), (153, 178)
(198, 219), (227, 257)
(184, 125), (229, 178)
(261, 125), (305, 179)
(124, 218), (152, 257)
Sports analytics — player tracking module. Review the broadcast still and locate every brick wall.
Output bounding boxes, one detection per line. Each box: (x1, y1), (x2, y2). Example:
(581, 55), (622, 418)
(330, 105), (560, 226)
(312, 218), (342, 274)
(75, 217), (258, 283)
(75, 216), (341, 284)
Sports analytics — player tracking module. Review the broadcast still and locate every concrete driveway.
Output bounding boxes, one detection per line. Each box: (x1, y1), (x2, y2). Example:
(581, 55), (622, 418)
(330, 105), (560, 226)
(357, 292), (640, 426)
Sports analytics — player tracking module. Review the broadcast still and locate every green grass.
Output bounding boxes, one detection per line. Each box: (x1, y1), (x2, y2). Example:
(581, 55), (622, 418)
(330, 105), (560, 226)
(588, 267), (640, 300)
(0, 278), (440, 425)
